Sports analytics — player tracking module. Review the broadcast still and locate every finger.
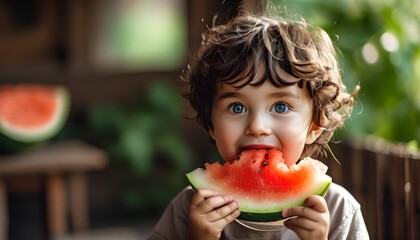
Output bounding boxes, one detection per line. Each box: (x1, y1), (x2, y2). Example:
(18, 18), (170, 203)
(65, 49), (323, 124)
(212, 208), (240, 227)
(285, 216), (329, 240)
(282, 206), (319, 221)
(202, 209), (240, 239)
(221, 209), (241, 225)
(190, 188), (220, 206)
(284, 224), (313, 240)
(197, 195), (233, 213)
(282, 195), (328, 219)
(208, 200), (239, 222)
(197, 194), (235, 214)
(303, 195), (328, 213)
(284, 216), (317, 231)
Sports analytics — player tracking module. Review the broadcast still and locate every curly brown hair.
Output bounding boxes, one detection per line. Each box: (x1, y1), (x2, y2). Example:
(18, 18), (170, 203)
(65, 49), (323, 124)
(182, 12), (358, 159)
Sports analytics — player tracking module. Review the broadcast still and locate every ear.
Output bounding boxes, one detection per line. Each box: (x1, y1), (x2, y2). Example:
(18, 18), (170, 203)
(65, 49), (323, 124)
(208, 127), (215, 140)
(305, 123), (324, 145)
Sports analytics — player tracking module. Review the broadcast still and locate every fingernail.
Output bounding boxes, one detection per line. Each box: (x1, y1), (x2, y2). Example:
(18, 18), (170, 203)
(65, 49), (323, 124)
(282, 209), (288, 217)
(224, 195), (233, 201)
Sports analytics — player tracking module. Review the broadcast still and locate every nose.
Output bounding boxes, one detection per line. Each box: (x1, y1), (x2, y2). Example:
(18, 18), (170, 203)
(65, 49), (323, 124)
(245, 113), (272, 137)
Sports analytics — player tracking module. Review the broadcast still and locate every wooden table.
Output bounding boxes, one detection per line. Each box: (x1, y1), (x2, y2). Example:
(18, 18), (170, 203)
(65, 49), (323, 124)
(0, 140), (108, 239)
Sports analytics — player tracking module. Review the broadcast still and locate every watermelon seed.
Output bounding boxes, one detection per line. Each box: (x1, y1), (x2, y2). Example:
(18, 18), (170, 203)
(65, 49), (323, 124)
(258, 168), (263, 173)
(261, 160), (269, 167)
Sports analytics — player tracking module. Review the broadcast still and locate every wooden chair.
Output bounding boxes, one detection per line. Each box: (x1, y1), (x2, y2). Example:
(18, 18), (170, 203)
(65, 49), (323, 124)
(0, 140), (108, 239)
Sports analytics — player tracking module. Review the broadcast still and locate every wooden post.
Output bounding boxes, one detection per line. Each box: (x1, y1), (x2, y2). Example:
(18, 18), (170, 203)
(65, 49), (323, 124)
(0, 179), (8, 240)
(69, 173), (89, 232)
(46, 173), (67, 238)
(408, 158), (420, 240)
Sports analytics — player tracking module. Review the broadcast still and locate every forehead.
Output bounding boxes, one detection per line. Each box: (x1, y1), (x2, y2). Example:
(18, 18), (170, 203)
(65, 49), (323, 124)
(219, 62), (301, 89)
(215, 79), (312, 104)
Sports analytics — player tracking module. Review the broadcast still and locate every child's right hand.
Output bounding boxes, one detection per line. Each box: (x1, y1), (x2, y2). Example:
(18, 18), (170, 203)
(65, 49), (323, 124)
(282, 195), (330, 240)
(188, 188), (240, 240)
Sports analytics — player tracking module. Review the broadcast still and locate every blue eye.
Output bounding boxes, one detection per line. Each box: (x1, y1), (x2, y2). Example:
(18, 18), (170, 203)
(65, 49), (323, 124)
(229, 103), (246, 114)
(272, 103), (289, 113)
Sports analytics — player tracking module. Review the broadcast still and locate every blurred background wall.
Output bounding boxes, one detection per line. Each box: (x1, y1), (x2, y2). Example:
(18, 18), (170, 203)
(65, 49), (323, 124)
(0, 0), (419, 239)
(0, 0), (227, 239)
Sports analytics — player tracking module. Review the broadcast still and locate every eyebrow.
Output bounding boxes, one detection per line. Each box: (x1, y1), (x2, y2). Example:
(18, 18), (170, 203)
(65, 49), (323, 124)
(217, 92), (241, 100)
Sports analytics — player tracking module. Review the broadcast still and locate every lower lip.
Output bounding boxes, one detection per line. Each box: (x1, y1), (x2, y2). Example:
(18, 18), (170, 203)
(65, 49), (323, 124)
(242, 145), (275, 150)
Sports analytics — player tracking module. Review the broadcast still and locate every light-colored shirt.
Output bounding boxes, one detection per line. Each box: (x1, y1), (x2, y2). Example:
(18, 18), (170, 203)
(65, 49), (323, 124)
(149, 183), (370, 239)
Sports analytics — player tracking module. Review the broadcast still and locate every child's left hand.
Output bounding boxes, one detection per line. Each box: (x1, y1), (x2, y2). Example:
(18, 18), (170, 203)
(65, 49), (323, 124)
(282, 195), (330, 240)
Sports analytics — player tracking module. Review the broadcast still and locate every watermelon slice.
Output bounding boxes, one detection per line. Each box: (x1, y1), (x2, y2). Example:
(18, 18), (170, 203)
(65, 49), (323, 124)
(0, 84), (70, 143)
(186, 148), (332, 222)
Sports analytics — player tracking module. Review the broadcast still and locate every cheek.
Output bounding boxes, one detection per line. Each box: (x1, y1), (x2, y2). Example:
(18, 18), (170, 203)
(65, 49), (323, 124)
(213, 124), (237, 145)
(276, 122), (310, 166)
(282, 143), (306, 166)
(212, 121), (243, 162)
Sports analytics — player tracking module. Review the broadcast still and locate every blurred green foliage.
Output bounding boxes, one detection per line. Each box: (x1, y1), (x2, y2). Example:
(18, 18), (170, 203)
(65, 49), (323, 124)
(89, 82), (192, 174)
(87, 82), (194, 211)
(271, 0), (420, 145)
(111, 1), (187, 70)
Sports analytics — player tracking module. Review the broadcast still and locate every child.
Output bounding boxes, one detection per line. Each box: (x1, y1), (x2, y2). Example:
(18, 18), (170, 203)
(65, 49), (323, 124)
(149, 9), (369, 240)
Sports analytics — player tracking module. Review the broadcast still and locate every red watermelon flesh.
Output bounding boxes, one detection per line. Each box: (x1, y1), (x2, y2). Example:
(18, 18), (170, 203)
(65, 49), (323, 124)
(186, 148), (332, 222)
(0, 85), (57, 128)
(0, 84), (69, 143)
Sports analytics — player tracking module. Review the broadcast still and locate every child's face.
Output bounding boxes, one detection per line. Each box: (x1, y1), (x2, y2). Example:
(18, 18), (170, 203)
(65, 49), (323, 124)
(209, 75), (321, 166)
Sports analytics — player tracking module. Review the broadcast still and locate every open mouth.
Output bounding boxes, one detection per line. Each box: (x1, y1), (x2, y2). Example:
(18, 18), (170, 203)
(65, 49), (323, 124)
(236, 145), (277, 160)
(240, 145), (276, 151)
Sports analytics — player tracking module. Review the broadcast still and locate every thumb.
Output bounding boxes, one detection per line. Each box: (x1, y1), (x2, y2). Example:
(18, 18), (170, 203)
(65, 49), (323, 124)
(304, 195), (328, 213)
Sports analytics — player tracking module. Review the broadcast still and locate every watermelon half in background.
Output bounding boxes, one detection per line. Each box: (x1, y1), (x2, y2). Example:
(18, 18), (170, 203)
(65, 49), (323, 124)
(186, 148), (332, 222)
(0, 84), (70, 143)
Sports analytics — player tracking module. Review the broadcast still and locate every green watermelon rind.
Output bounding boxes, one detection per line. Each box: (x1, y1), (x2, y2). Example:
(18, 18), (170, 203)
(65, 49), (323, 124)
(186, 169), (332, 222)
(0, 86), (70, 143)
(238, 180), (331, 222)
